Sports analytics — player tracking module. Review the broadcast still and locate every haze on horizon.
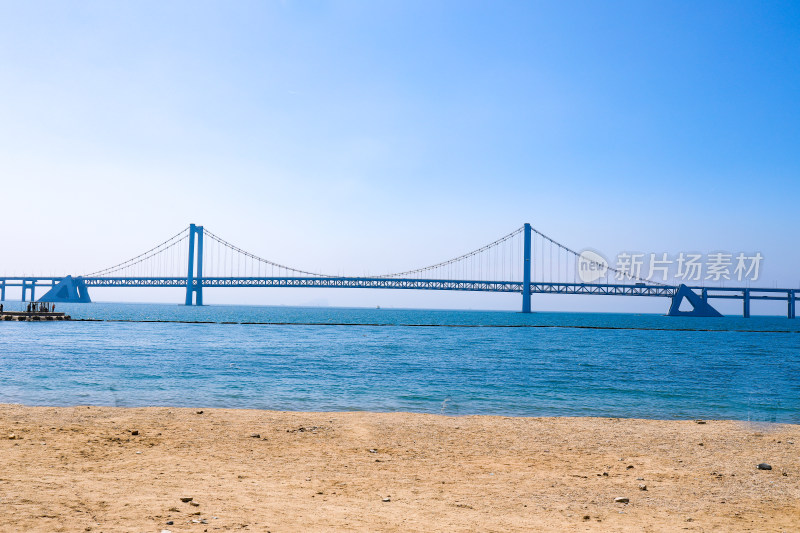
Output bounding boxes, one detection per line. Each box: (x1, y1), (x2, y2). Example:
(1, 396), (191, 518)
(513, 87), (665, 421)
(1, 1), (798, 313)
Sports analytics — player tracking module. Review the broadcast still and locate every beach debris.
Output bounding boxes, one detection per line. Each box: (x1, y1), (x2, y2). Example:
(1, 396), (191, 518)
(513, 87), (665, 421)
(8, 434), (16, 440)
(757, 463), (772, 470)
(166, 521), (174, 525)
(200, 519), (208, 524)
(382, 496), (391, 502)
(180, 497), (193, 502)
(196, 410), (204, 414)
(636, 477), (644, 481)
(602, 472), (609, 476)
(583, 515), (590, 521)
(190, 501), (200, 507)
(161, 530), (172, 533)
(695, 420), (706, 424)
(614, 497), (629, 504)
(369, 449), (378, 453)
(130, 430), (139, 435)
(249, 433), (261, 438)
(639, 484), (647, 491)
(168, 507), (180, 512)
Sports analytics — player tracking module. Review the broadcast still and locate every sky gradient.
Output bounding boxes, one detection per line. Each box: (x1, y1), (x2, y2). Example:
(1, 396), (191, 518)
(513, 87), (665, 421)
(1, 1), (798, 312)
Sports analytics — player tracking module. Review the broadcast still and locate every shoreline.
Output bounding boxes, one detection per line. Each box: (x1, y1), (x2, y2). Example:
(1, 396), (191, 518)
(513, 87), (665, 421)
(2, 404), (798, 531)
(3, 402), (800, 425)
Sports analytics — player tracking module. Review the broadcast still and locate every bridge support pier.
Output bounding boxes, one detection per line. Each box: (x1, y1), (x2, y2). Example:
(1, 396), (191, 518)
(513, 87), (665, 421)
(185, 224), (204, 306)
(522, 223), (531, 313)
(39, 276), (92, 303)
(667, 284), (723, 317)
(789, 291), (796, 319)
(21, 280), (36, 302)
(1, 281), (4, 301)
(743, 290), (750, 318)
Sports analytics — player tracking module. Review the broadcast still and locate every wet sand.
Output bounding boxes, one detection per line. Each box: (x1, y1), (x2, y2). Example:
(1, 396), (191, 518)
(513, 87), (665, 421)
(1, 404), (798, 532)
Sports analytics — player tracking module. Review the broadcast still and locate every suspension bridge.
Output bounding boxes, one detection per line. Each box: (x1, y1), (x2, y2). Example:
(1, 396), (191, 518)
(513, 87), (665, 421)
(0, 223), (796, 318)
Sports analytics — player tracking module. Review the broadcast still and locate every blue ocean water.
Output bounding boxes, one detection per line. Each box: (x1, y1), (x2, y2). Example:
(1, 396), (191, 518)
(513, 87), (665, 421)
(1, 302), (798, 422)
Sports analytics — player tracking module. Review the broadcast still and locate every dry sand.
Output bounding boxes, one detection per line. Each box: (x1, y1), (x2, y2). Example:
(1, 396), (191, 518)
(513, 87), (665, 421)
(0, 404), (798, 532)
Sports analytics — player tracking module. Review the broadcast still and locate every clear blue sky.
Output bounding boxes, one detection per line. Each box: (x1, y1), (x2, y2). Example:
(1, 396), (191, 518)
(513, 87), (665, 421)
(1, 1), (798, 311)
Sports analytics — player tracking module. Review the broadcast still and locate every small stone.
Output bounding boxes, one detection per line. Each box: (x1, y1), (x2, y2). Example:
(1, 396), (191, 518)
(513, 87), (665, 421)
(583, 515), (590, 520)
(180, 497), (193, 502)
(639, 484), (647, 491)
(196, 410), (204, 414)
(168, 507), (180, 512)
(369, 449), (378, 453)
(698, 442), (704, 446)
(636, 477), (644, 481)
(788, 441), (794, 445)
(382, 497), (391, 502)
(200, 519), (208, 524)
(250, 433), (261, 438)
(695, 420), (706, 424)
(614, 497), (629, 504)
(8, 434), (16, 440)
(757, 463), (772, 470)
(602, 472), (609, 476)
(131, 430), (139, 435)
(166, 521), (174, 525)
(190, 501), (200, 507)
(626, 465), (634, 469)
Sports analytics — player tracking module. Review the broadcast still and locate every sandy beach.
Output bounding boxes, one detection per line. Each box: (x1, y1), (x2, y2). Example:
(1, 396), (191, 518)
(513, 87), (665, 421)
(0, 404), (797, 532)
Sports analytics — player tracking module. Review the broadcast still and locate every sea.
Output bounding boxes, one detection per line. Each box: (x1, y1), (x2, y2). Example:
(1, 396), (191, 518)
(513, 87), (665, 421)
(1, 302), (798, 423)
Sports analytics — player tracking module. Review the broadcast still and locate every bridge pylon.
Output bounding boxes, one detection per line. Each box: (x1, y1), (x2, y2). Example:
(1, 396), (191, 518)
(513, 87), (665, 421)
(185, 224), (204, 306)
(522, 223), (532, 313)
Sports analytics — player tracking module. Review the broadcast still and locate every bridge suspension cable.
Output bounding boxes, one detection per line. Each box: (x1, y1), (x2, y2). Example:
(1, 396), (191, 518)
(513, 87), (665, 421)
(84, 227), (190, 278)
(528, 225), (664, 286)
(377, 226), (525, 281)
(202, 228), (337, 278)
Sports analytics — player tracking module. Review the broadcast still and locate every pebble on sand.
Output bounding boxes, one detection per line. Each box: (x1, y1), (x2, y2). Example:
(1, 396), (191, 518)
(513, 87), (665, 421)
(180, 497), (193, 502)
(250, 433), (261, 438)
(614, 497), (629, 504)
(382, 497), (391, 502)
(639, 484), (647, 491)
(190, 501), (200, 507)
(757, 463), (772, 470)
